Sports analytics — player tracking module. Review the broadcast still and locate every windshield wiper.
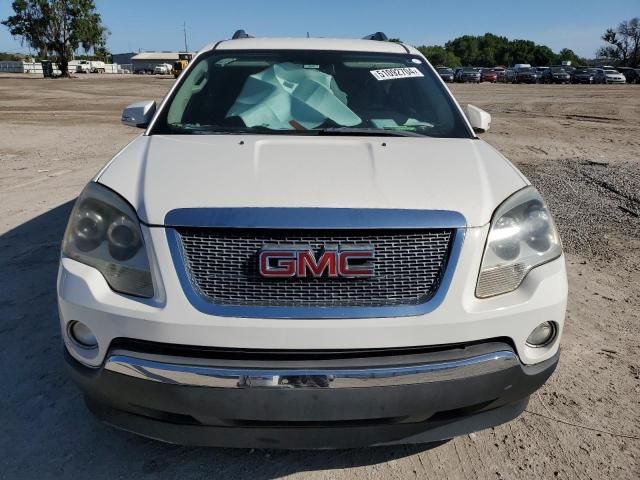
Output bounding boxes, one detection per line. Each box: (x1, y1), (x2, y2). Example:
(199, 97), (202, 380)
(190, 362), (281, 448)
(169, 124), (295, 135)
(315, 127), (425, 137)
(169, 124), (427, 137)
(191, 127), (288, 135)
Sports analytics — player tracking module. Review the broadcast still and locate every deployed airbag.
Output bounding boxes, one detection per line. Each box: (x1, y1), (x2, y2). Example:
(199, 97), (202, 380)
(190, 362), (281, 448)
(226, 63), (361, 130)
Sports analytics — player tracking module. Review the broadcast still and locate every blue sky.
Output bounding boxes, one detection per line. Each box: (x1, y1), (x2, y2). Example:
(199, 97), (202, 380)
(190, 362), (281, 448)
(1, 0), (638, 57)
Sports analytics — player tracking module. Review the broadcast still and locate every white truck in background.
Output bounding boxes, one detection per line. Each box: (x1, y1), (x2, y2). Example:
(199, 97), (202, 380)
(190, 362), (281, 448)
(153, 63), (173, 75)
(75, 60), (106, 74)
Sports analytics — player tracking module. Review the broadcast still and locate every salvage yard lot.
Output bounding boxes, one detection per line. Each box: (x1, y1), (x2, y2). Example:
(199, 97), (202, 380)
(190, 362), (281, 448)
(0, 74), (638, 479)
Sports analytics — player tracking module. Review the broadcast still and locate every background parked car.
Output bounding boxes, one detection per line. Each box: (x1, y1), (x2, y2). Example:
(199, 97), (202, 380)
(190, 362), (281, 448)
(493, 66), (506, 81)
(481, 68), (498, 83)
(455, 67), (481, 83)
(499, 68), (515, 83)
(513, 66), (538, 84)
(571, 67), (595, 84)
(436, 66), (455, 83)
(542, 66), (571, 84)
(617, 67), (639, 84)
(594, 68), (626, 84)
(532, 67), (548, 82)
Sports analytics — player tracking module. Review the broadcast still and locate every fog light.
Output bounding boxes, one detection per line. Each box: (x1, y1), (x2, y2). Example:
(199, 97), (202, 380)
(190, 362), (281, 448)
(68, 321), (98, 348)
(526, 322), (556, 347)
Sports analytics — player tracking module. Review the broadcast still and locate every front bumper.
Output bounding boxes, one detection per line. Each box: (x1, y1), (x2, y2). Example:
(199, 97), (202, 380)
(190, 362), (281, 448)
(58, 223), (567, 368)
(66, 341), (559, 449)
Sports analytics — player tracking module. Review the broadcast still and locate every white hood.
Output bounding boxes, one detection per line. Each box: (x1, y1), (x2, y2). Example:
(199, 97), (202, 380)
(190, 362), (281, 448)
(97, 135), (527, 227)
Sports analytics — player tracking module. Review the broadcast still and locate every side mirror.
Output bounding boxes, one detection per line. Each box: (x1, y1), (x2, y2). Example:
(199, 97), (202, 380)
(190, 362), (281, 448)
(121, 100), (156, 128)
(465, 104), (491, 133)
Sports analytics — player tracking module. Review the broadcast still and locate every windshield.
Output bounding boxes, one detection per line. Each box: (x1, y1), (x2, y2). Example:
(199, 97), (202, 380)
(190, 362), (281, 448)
(551, 67), (566, 73)
(151, 50), (471, 138)
(605, 70), (618, 74)
(437, 67), (453, 73)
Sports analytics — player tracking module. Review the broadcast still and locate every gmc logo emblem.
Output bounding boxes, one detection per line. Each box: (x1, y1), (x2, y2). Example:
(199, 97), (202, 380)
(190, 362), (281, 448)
(259, 245), (375, 279)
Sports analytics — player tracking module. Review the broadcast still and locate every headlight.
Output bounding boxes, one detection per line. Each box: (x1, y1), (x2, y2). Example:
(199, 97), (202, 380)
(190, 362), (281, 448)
(476, 187), (562, 298)
(62, 182), (154, 298)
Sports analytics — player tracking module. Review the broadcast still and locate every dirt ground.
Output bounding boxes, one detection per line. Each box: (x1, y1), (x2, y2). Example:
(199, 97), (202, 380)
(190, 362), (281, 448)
(0, 74), (638, 479)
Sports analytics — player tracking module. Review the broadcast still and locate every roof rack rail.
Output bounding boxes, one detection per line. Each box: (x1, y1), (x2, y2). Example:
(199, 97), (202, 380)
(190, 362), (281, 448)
(232, 29), (253, 40)
(363, 32), (389, 42)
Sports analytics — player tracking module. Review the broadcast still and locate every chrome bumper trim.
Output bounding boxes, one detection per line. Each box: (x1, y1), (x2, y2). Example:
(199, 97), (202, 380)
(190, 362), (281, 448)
(104, 350), (519, 389)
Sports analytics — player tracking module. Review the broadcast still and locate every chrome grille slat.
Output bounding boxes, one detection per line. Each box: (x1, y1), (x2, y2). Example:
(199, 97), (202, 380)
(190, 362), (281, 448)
(176, 228), (454, 308)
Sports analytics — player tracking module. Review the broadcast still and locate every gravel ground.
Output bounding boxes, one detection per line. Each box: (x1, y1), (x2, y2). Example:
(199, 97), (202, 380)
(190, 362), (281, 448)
(520, 160), (640, 268)
(0, 75), (638, 479)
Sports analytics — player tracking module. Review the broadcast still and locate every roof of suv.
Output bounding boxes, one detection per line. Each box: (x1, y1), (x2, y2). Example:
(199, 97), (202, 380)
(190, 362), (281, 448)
(202, 37), (421, 55)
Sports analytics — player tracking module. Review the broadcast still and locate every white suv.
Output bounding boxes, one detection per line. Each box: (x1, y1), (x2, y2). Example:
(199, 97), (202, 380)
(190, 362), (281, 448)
(58, 32), (567, 449)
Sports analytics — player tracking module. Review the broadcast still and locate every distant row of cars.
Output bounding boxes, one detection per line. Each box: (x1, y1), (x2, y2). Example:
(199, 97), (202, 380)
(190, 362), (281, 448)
(436, 65), (639, 85)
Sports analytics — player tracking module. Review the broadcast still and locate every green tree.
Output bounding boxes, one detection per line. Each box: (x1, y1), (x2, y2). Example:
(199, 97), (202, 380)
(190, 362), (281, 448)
(532, 45), (555, 66)
(444, 33), (511, 66)
(417, 45), (461, 67)
(557, 48), (586, 66)
(419, 33), (588, 68)
(598, 17), (640, 66)
(2, 0), (108, 76)
(0, 51), (23, 61)
(446, 35), (481, 65)
(93, 27), (110, 62)
(508, 39), (538, 65)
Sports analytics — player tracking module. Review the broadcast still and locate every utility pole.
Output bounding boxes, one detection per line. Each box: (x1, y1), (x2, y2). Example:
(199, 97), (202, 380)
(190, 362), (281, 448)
(183, 22), (189, 53)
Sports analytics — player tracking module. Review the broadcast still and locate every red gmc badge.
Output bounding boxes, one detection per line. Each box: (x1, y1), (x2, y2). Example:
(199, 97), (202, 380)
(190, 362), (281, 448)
(259, 245), (375, 278)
